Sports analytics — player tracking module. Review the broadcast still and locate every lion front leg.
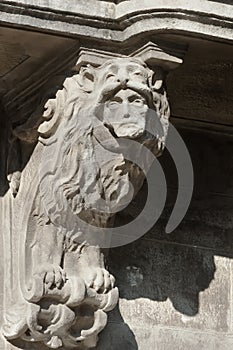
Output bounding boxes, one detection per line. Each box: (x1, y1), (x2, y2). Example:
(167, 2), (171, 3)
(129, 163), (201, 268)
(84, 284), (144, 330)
(75, 245), (115, 294)
(30, 224), (66, 295)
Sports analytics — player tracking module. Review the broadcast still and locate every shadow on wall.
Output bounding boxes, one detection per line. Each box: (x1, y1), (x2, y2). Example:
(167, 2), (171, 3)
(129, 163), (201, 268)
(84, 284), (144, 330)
(100, 217), (217, 349)
(107, 226), (216, 317)
(95, 305), (138, 350)
(105, 127), (233, 315)
(105, 150), (216, 318)
(97, 126), (233, 349)
(96, 214), (217, 350)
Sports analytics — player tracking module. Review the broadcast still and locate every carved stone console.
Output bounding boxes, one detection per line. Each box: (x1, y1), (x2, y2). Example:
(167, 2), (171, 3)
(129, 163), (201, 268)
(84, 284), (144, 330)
(1, 41), (184, 349)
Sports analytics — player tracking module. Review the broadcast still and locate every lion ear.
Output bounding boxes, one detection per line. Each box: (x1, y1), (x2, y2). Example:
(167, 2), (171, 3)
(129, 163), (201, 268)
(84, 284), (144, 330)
(148, 66), (164, 91)
(76, 64), (96, 92)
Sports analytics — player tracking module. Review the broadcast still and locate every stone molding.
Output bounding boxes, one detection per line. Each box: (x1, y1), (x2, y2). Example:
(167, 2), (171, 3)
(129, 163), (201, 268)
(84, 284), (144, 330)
(2, 39), (186, 126)
(0, 1), (233, 43)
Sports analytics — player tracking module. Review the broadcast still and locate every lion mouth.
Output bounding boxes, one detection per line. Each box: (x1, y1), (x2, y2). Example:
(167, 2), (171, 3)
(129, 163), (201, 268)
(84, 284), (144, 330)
(104, 122), (144, 140)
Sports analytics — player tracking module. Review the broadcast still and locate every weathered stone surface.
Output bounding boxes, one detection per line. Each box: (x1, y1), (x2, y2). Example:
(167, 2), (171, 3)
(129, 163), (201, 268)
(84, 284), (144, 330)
(167, 40), (233, 127)
(1, 45), (175, 349)
(0, 0), (233, 43)
(108, 242), (231, 332)
(139, 327), (233, 350)
(1, 2), (233, 350)
(0, 41), (29, 78)
(95, 321), (233, 349)
(96, 322), (139, 350)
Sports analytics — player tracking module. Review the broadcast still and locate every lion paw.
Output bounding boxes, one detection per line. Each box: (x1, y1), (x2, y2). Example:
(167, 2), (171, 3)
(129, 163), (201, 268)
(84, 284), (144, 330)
(84, 268), (115, 294)
(33, 264), (66, 290)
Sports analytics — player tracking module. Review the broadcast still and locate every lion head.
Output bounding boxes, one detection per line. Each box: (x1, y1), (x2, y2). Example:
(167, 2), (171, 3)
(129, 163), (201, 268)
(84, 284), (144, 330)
(35, 57), (170, 232)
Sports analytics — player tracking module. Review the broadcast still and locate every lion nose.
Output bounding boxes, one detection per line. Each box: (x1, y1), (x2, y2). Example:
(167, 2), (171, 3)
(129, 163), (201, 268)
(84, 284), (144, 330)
(122, 102), (130, 118)
(117, 78), (129, 85)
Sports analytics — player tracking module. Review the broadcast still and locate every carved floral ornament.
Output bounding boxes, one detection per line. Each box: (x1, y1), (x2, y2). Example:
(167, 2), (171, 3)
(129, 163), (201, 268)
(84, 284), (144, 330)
(2, 54), (172, 349)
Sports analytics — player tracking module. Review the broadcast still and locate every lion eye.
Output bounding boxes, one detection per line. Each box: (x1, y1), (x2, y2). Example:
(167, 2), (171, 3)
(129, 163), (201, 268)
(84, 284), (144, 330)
(134, 71), (143, 77)
(129, 96), (145, 106)
(106, 73), (115, 80)
(108, 101), (121, 108)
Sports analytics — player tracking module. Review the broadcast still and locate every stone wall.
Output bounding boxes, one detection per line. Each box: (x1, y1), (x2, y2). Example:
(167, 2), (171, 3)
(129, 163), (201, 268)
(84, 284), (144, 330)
(99, 127), (233, 349)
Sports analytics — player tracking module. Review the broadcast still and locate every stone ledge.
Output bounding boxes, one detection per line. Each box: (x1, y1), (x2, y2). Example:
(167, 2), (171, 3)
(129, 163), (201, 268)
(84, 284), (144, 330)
(0, 0), (233, 43)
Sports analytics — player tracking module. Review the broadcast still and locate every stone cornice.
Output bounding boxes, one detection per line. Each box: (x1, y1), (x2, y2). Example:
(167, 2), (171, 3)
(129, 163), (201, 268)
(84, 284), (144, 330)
(2, 38), (185, 123)
(0, 0), (233, 43)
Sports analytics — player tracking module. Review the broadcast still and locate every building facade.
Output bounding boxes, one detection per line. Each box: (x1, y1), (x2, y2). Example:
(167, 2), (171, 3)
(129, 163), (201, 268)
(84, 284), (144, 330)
(0, 1), (233, 349)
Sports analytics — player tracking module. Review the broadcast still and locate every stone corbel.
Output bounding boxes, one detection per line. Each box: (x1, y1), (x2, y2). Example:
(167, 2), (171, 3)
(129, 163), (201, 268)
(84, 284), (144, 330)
(2, 40), (185, 349)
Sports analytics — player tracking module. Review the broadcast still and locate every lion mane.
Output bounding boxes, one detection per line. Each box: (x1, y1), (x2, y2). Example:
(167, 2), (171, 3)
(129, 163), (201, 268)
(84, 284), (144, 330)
(22, 58), (170, 235)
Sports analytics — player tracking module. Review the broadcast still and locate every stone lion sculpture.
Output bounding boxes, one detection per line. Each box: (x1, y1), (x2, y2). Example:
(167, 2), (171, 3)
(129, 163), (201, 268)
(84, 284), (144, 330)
(3, 57), (169, 349)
